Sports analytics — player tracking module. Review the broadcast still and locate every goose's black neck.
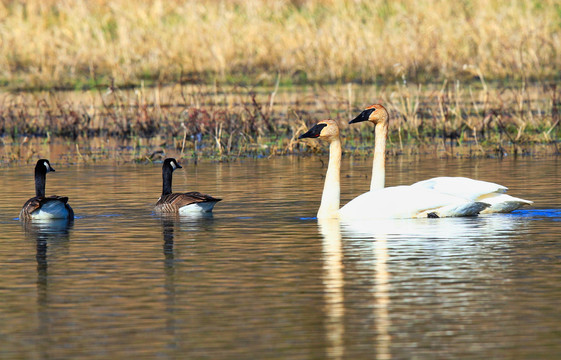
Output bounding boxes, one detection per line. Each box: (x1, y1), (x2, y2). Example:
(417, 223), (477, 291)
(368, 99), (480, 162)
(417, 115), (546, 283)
(162, 164), (173, 196)
(34, 164), (47, 198)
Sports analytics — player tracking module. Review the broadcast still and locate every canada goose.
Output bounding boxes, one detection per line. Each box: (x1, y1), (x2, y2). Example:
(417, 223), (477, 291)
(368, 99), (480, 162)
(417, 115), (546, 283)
(154, 158), (221, 214)
(349, 104), (533, 213)
(20, 159), (74, 221)
(299, 120), (488, 219)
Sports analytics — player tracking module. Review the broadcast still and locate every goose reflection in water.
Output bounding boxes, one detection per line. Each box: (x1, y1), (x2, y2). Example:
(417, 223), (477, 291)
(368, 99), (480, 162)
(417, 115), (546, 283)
(159, 212), (216, 350)
(22, 219), (73, 359)
(319, 218), (346, 360)
(160, 214), (178, 350)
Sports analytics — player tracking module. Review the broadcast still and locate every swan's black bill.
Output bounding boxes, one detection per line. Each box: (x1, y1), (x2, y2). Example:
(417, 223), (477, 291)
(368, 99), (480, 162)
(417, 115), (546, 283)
(349, 108), (375, 124)
(299, 123), (327, 139)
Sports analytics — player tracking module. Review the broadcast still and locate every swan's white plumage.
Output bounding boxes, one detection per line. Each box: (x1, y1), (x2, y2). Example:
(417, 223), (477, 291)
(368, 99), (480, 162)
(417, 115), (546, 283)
(412, 177), (506, 198)
(300, 120), (489, 219)
(349, 104), (533, 214)
(339, 185), (489, 219)
(411, 176), (533, 213)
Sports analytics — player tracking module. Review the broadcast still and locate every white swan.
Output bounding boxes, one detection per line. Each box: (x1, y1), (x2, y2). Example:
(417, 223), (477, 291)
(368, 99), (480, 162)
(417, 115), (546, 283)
(349, 104), (533, 213)
(299, 120), (488, 219)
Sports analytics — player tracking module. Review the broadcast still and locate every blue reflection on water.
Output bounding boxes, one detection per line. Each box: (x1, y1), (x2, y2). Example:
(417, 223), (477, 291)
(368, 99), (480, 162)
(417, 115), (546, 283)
(509, 209), (561, 220)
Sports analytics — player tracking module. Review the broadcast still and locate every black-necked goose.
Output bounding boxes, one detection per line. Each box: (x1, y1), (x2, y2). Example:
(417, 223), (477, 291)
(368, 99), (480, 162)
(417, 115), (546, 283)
(20, 159), (74, 221)
(155, 158), (221, 214)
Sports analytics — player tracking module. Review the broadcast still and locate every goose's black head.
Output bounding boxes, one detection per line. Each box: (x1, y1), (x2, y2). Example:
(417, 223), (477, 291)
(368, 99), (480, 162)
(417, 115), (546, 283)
(163, 158), (183, 172)
(35, 159), (55, 174)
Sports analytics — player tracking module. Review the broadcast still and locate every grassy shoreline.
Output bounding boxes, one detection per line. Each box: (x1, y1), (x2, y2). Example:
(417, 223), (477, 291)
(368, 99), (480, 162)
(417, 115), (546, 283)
(1, 81), (559, 164)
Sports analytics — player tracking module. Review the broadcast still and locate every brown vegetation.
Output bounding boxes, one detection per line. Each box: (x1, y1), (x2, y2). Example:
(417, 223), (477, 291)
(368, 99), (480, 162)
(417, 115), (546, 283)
(1, 81), (559, 163)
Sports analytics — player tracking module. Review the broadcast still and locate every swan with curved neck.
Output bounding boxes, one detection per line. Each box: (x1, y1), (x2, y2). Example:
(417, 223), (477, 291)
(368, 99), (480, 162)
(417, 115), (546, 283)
(350, 104), (533, 213)
(299, 121), (488, 219)
(350, 104), (388, 191)
(299, 120), (342, 218)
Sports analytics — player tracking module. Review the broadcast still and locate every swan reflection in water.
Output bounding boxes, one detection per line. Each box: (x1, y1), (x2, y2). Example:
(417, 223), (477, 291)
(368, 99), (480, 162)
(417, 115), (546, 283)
(319, 217), (391, 360)
(319, 213), (530, 360)
(318, 218), (346, 360)
(22, 218), (73, 358)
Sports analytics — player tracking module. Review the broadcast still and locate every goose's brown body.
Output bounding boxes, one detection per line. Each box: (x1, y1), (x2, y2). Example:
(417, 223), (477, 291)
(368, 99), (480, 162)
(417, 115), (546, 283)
(155, 192), (221, 213)
(155, 158), (221, 214)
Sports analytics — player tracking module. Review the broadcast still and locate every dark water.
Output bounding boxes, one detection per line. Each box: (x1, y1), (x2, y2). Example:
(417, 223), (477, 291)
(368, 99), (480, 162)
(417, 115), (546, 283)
(0, 156), (560, 359)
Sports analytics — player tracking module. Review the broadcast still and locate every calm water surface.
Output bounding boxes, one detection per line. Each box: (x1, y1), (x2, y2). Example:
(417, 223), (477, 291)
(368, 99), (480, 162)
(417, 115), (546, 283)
(0, 156), (560, 359)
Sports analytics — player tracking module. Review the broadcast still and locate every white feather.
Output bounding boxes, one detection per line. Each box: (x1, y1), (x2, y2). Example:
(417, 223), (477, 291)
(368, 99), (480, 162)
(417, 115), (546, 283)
(412, 177), (533, 213)
(339, 186), (488, 219)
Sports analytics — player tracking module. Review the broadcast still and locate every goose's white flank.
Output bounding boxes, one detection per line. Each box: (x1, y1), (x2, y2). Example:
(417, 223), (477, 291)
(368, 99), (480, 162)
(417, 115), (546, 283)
(299, 120), (488, 219)
(349, 104), (532, 213)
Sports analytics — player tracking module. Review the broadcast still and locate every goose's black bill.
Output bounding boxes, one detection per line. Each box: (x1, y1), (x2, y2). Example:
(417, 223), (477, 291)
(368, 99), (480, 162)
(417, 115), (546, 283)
(349, 108), (375, 124)
(299, 123), (327, 139)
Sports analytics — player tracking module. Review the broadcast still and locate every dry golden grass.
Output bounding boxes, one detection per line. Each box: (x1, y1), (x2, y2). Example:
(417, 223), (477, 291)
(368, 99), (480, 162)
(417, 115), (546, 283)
(0, 0), (560, 89)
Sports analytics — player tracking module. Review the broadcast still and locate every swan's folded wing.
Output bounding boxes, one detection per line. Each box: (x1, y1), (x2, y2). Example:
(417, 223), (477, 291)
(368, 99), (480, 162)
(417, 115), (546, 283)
(412, 177), (507, 201)
(412, 176), (532, 212)
(480, 193), (533, 213)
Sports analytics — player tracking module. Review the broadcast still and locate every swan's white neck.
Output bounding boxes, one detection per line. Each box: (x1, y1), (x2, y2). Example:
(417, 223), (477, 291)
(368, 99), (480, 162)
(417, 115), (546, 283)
(371, 121), (387, 191)
(318, 137), (342, 219)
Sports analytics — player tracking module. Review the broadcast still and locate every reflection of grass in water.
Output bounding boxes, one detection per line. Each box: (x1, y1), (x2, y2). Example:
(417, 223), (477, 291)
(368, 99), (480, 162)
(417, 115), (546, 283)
(0, 82), (559, 163)
(1, 0), (560, 90)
